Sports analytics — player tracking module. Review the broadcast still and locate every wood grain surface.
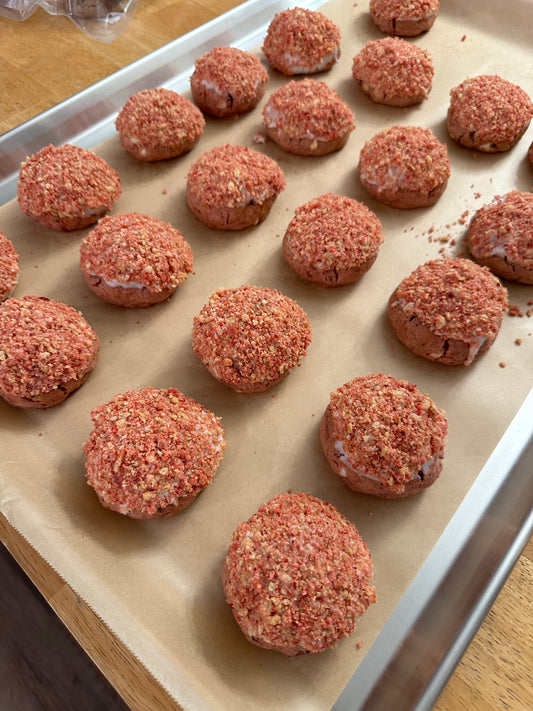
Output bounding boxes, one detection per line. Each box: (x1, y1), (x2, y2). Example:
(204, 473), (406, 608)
(0, 1), (531, 710)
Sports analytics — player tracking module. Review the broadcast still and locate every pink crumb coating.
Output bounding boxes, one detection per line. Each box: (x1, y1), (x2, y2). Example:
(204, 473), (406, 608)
(352, 37), (434, 106)
(223, 492), (376, 655)
(80, 213), (194, 303)
(0, 230), (19, 301)
(325, 373), (447, 493)
(115, 88), (205, 161)
(282, 193), (383, 285)
(0, 295), (99, 406)
(392, 258), (509, 346)
(263, 7), (341, 75)
(466, 191), (533, 284)
(263, 78), (355, 144)
(447, 75), (533, 152)
(17, 144), (121, 231)
(192, 285), (311, 392)
(358, 125), (450, 208)
(190, 46), (269, 117)
(187, 143), (286, 209)
(84, 387), (225, 519)
(369, 0), (440, 35)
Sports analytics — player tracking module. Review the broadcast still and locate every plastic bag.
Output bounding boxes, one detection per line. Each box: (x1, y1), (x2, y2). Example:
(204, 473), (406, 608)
(0, 1), (138, 42)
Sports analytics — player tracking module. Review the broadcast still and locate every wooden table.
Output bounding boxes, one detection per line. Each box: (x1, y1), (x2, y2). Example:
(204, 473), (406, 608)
(0, 2), (531, 709)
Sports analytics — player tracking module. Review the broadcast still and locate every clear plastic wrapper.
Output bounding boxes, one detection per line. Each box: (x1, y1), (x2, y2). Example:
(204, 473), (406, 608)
(0, 0), (138, 42)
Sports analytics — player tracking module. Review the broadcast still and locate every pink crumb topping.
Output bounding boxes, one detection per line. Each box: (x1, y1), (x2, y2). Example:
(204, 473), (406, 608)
(263, 78), (354, 141)
(80, 213), (193, 292)
(223, 492), (376, 654)
(467, 191), (533, 264)
(192, 285), (311, 391)
(115, 88), (205, 152)
(192, 47), (268, 101)
(328, 373), (447, 489)
(284, 193), (383, 269)
(359, 125), (449, 193)
(393, 258), (509, 342)
(84, 387), (225, 517)
(263, 7), (341, 74)
(187, 144), (285, 209)
(17, 144), (121, 226)
(0, 295), (99, 399)
(352, 37), (433, 101)
(448, 75), (533, 147)
(0, 231), (19, 300)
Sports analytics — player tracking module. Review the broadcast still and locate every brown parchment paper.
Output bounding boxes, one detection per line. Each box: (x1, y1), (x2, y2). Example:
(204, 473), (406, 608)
(1, 1), (532, 709)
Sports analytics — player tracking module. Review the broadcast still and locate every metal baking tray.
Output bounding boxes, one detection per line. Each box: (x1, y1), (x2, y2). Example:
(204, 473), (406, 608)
(1, 1), (532, 709)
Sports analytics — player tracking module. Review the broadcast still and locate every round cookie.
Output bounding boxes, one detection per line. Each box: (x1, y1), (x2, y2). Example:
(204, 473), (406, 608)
(352, 37), (434, 107)
(115, 88), (205, 161)
(0, 230), (19, 301)
(369, 0), (440, 36)
(320, 373), (447, 498)
(190, 46), (268, 118)
(388, 258), (509, 365)
(17, 144), (121, 231)
(186, 144), (286, 230)
(262, 78), (355, 156)
(80, 212), (194, 307)
(262, 7), (341, 76)
(447, 75), (533, 152)
(282, 193), (384, 286)
(466, 191), (533, 285)
(192, 285), (311, 392)
(84, 387), (225, 519)
(0, 295), (100, 408)
(222, 492), (376, 655)
(358, 125), (450, 208)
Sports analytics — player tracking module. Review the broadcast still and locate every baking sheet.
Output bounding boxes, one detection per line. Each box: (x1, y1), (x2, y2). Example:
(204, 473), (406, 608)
(1, 1), (533, 710)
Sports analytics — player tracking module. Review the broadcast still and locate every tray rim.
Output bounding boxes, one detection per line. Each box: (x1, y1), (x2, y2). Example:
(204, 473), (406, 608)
(1, 1), (532, 709)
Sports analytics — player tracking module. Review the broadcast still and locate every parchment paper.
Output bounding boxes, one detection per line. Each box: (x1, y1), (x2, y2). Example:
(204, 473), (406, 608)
(1, 1), (532, 709)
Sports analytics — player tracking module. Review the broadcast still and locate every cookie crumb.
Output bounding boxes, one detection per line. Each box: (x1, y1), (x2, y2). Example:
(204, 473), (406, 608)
(499, 361), (506, 368)
(515, 338), (522, 345)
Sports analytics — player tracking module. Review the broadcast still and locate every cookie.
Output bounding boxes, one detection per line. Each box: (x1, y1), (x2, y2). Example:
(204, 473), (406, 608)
(186, 144), (286, 230)
(192, 285), (311, 392)
(115, 88), (205, 161)
(388, 258), (509, 365)
(321, 373), (447, 497)
(352, 37), (434, 107)
(0, 230), (19, 301)
(358, 125), (450, 208)
(466, 191), (533, 285)
(262, 78), (355, 156)
(80, 212), (194, 307)
(17, 144), (121, 231)
(222, 492), (376, 655)
(84, 387), (225, 518)
(282, 193), (384, 286)
(0, 295), (99, 408)
(263, 7), (341, 76)
(447, 75), (533, 152)
(190, 46), (268, 117)
(369, 0), (440, 36)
